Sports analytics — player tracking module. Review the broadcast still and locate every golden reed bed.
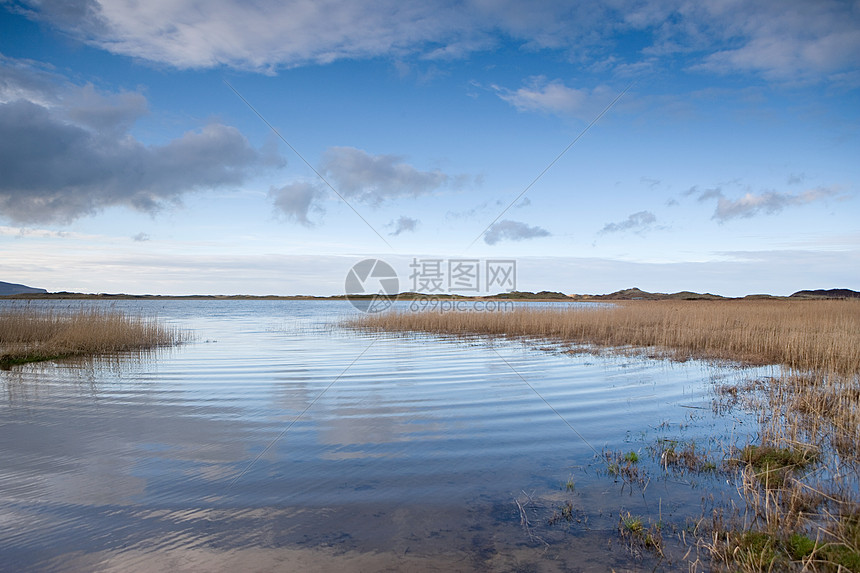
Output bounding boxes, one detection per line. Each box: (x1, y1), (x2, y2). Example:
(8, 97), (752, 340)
(0, 307), (182, 367)
(350, 299), (860, 376)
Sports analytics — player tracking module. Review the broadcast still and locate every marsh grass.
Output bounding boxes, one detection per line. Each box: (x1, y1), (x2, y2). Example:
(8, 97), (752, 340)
(707, 520), (860, 572)
(349, 300), (860, 374)
(619, 511), (665, 558)
(604, 449), (649, 490)
(653, 439), (719, 474)
(0, 306), (183, 368)
(548, 500), (577, 525)
(737, 445), (819, 483)
(563, 477), (575, 492)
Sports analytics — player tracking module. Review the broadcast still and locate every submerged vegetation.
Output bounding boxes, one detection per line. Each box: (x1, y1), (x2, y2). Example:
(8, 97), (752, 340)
(620, 512), (665, 558)
(653, 438), (719, 474)
(0, 306), (183, 368)
(350, 299), (860, 571)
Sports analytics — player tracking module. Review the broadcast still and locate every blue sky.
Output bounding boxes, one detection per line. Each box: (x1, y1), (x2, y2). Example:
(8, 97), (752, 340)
(0, 0), (858, 296)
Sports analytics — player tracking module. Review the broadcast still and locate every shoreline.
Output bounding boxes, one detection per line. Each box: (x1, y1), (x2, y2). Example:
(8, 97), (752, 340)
(3, 293), (853, 301)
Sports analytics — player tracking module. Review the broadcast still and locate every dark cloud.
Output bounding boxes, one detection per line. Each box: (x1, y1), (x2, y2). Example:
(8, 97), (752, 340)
(64, 84), (148, 134)
(131, 232), (150, 242)
(388, 215), (419, 236)
(0, 57), (279, 224)
(268, 146), (472, 226)
(269, 182), (324, 226)
(483, 219), (550, 245)
(267, 146), (469, 226)
(320, 147), (449, 206)
(599, 210), (657, 234)
(0, 100), (267, 223)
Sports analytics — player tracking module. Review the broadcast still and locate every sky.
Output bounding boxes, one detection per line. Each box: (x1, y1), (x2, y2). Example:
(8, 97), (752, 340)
(0, 0), (858, 297)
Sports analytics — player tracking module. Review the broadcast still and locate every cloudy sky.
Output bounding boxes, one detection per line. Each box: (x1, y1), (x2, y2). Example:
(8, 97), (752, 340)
(0, 0), (858, 296)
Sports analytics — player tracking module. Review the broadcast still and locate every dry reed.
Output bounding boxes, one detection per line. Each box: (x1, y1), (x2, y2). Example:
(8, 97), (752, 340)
(0, 306), (183, 367)
(349, 300), (860, 375)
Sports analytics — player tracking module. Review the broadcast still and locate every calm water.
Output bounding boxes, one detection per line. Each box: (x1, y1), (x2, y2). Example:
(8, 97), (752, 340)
(0, 300), (767, 571)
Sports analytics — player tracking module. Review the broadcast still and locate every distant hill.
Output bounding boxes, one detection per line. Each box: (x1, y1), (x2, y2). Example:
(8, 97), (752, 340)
(570, 287), (725, 301)
(5, 285), (857, 300)
(489, 290), (570, 300)
(0, 281), (48, 296)
(569, 287), (860, 301)
(790, 289), (860, 299)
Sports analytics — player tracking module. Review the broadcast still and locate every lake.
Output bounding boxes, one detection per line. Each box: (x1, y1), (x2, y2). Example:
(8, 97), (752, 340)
(0, 300), (768, 571)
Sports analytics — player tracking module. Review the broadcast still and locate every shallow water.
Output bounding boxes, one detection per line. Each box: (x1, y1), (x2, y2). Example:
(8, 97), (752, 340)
(0, 300), (767, 571)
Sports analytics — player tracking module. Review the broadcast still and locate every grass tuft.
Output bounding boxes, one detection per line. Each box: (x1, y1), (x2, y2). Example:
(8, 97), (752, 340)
(740, 445), (818, 472)
(786, 533), (815, 560)
(619, 512), (664, 557)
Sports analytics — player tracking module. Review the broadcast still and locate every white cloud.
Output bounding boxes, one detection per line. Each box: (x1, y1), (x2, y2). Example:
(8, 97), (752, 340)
(5, 246), (856, 297)
(599, 210), (657, 234)
(9, 0), (857, 83)
(696, 1), (860, 82)
(7, 1), (607, 71)
(713, 187), (841, 222)
(484, 219), (550, 245)
(693, 187), (724, 202)
(0, 225), (100, 240)
(684, 183), (844, 222)
(493, 77), (613, 120)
